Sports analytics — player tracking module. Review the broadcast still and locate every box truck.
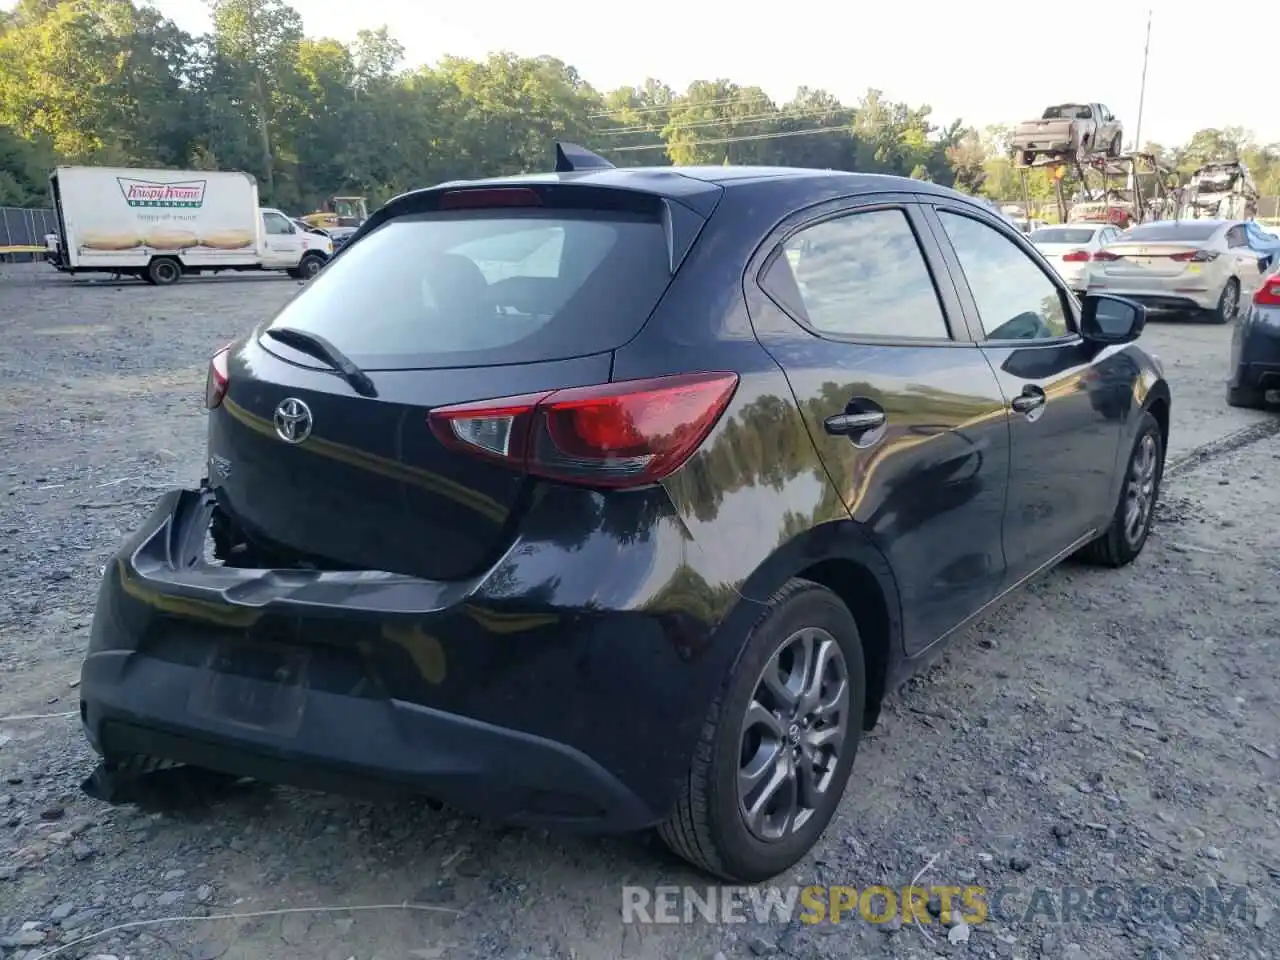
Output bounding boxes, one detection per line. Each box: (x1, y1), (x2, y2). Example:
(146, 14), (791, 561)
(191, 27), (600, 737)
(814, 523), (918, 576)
(45, 166), (332, 284)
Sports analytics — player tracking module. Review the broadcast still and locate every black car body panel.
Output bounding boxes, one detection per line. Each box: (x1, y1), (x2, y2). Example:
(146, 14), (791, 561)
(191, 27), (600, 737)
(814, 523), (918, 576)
(82, 165), (1171, 833)
(211, 338), (616, 580)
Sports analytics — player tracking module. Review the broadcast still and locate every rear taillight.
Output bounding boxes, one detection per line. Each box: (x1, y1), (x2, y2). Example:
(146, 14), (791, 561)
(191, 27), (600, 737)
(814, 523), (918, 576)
(205, 345), (231, 410)
(1092, 250), (1120, 261)
(1170, 250), (1219, 262)
(1061, 250), (1091, 263)
(1256, 276), (1280, 307)
(428, 372), (740, 489)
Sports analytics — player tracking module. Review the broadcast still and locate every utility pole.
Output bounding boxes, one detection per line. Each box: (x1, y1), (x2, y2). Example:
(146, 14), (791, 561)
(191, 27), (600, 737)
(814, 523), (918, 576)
(1133, 8), (1152, 150)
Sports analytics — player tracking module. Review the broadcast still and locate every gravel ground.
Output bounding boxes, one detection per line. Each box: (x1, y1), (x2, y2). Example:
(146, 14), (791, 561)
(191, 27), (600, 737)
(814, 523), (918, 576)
(1, 263), (1278, 960)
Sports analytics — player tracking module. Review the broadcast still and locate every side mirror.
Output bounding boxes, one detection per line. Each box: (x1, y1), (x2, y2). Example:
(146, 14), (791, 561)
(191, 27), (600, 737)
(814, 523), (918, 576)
(1081, 294), (1145, 344)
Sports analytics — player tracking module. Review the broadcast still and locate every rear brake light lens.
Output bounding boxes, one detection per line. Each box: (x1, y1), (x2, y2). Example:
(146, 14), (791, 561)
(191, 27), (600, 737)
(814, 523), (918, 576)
(1256, 276), (1280, 307)
(438, 188), (541, 210)
(428, 372), (740, 489)
(205, 345), (231, 409)
(1170, 250), (1218, 262)
(1061, 250), (1091, 262)
(1092, 250), (1120, 261)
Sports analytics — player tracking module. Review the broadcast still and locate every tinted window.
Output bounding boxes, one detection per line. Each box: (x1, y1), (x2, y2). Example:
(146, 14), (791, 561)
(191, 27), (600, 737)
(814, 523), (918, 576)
(263, 210), (671, 370)
(1227, 226), (1247, 248)
(762, 208), (950, 340)
(1118, 222), (1220, 242)
(938, 211), (1070, 341)
(1030, 228), (1097, 244)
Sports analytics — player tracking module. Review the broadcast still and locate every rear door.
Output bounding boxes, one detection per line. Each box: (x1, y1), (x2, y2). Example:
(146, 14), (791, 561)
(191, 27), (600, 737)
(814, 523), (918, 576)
(210, 185), (697, 581)
(747, 194), (1011, 653)
(922, 202), (1124, 581)
(1095, 104), (1119, 149)
(1227, 223), (1266, 294)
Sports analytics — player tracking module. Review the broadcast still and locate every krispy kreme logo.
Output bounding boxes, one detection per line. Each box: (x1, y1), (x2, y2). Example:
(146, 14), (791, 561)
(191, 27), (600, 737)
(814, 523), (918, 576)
(117, 177), (206, 209)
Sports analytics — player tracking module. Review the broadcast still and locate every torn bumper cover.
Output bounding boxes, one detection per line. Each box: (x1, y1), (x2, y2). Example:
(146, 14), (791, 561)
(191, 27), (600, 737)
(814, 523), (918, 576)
(78, 486), (711, 831)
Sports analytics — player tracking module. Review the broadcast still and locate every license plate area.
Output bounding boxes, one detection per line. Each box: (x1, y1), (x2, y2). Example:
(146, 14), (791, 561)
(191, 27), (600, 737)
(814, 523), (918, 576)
(187, 641), (310, 738)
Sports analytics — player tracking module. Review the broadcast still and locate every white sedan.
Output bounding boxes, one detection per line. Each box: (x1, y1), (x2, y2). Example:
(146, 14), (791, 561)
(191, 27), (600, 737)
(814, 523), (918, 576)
(1029, 224), (1124, 294)
(1083, 219), (1269, 323)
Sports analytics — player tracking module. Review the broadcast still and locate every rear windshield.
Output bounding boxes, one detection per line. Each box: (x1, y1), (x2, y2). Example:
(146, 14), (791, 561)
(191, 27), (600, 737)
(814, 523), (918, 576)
(1042, 104), (1091, 120)
(1030, 228), (1096, 244)
(263, 209), (672, 370)
(1118, 222), (1220, 242)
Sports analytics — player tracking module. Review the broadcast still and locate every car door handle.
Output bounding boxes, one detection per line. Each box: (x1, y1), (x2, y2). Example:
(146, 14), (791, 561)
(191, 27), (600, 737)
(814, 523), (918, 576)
(1011, 390), (1047, 414)
(824, 411), (886, 436)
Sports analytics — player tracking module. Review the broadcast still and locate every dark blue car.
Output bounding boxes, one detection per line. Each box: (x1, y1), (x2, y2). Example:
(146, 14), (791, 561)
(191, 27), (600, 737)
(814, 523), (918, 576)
(1229, 259), (1280, 409)
(80, 144), (1170, 881)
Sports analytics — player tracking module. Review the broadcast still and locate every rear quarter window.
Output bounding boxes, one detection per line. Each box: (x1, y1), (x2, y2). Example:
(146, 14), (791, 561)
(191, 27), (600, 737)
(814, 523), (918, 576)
(263, 209), (673, 370)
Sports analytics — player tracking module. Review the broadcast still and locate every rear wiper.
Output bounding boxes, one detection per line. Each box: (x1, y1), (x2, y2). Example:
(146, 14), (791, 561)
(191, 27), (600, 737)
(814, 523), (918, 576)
(264, 326), (378, 398)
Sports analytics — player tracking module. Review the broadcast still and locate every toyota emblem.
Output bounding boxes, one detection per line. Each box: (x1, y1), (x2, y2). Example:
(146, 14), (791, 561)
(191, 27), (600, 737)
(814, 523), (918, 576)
(273, 397), (313, 444)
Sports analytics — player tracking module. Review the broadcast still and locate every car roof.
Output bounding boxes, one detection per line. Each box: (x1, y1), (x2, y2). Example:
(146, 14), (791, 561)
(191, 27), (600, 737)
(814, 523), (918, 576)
(418, 164), (981, 212)
(1127, 219), (1234, 229)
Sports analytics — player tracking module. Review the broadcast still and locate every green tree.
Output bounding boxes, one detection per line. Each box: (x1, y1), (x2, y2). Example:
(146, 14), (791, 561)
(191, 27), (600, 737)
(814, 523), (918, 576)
(2, 0), (1272, 223)
(205, 0), (304, 201)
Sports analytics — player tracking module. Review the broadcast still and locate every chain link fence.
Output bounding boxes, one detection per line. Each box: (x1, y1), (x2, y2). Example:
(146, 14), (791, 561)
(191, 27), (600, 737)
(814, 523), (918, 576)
(0, 206), (58, 262)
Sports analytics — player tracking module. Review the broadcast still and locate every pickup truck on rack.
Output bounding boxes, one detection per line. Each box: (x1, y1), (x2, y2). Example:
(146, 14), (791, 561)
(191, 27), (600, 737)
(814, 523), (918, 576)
(1011, 103), (1124, 166)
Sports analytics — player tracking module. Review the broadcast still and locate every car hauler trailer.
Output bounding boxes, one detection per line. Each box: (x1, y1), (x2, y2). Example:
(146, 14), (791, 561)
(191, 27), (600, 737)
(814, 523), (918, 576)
(46, 166), (330, 284)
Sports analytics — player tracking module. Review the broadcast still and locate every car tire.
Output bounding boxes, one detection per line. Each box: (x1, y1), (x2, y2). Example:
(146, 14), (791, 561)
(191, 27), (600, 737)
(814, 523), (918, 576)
(1226, 382), (1267, 409)
(657, 578), (866, 882)
(1108, 133), (1122, 158)
(147, 257), (182, 286)
(289, 253), (324, 281)
(1211, 278), (1240, 324)
(1075, 411), (1163, 568)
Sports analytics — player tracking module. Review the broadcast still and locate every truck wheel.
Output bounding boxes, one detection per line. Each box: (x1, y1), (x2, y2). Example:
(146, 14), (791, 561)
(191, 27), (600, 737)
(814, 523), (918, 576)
(148, 257), (181, 286)
(1108, 133), (1123, 158)
(294, 253), (325, 280)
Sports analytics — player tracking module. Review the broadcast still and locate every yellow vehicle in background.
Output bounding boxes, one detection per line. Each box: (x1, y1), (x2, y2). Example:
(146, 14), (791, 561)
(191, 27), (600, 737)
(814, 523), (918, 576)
(299, 196), (368, 230)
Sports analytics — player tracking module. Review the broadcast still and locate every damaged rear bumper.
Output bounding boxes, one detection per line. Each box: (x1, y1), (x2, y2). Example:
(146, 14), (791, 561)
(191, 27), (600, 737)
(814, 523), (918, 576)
(79, 486), (724, 831)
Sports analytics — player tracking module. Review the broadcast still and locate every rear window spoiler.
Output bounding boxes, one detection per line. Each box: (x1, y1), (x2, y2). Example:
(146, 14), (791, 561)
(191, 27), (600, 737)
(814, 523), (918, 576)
(335, 169), (722, 275)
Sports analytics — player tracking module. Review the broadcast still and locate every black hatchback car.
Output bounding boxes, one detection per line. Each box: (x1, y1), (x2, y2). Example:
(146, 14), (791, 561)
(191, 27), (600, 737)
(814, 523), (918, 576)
(82, 145), (1170, 882)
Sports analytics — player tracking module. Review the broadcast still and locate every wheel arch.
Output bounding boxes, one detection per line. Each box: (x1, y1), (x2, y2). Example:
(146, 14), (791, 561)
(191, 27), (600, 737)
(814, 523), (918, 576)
(1140, 376), (1172, 457)
(728, 520), (905, 731)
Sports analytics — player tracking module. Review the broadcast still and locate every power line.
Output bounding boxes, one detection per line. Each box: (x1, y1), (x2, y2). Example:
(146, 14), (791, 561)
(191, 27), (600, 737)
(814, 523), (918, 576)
(587, 93), (772, 119)
(599, 106), (852, 137)
(605, 124), (852, 154)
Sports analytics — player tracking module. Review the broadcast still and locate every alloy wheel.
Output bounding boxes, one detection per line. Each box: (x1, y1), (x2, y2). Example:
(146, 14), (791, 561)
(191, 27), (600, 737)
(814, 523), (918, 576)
(1124, 433), (1158, 547)
(1223, 282), (1239, 321)
(737, 626), (850, 842)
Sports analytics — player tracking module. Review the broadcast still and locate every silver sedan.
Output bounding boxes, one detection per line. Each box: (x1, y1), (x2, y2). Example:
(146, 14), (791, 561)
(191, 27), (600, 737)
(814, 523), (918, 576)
(1084, 219), (1269, 323)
